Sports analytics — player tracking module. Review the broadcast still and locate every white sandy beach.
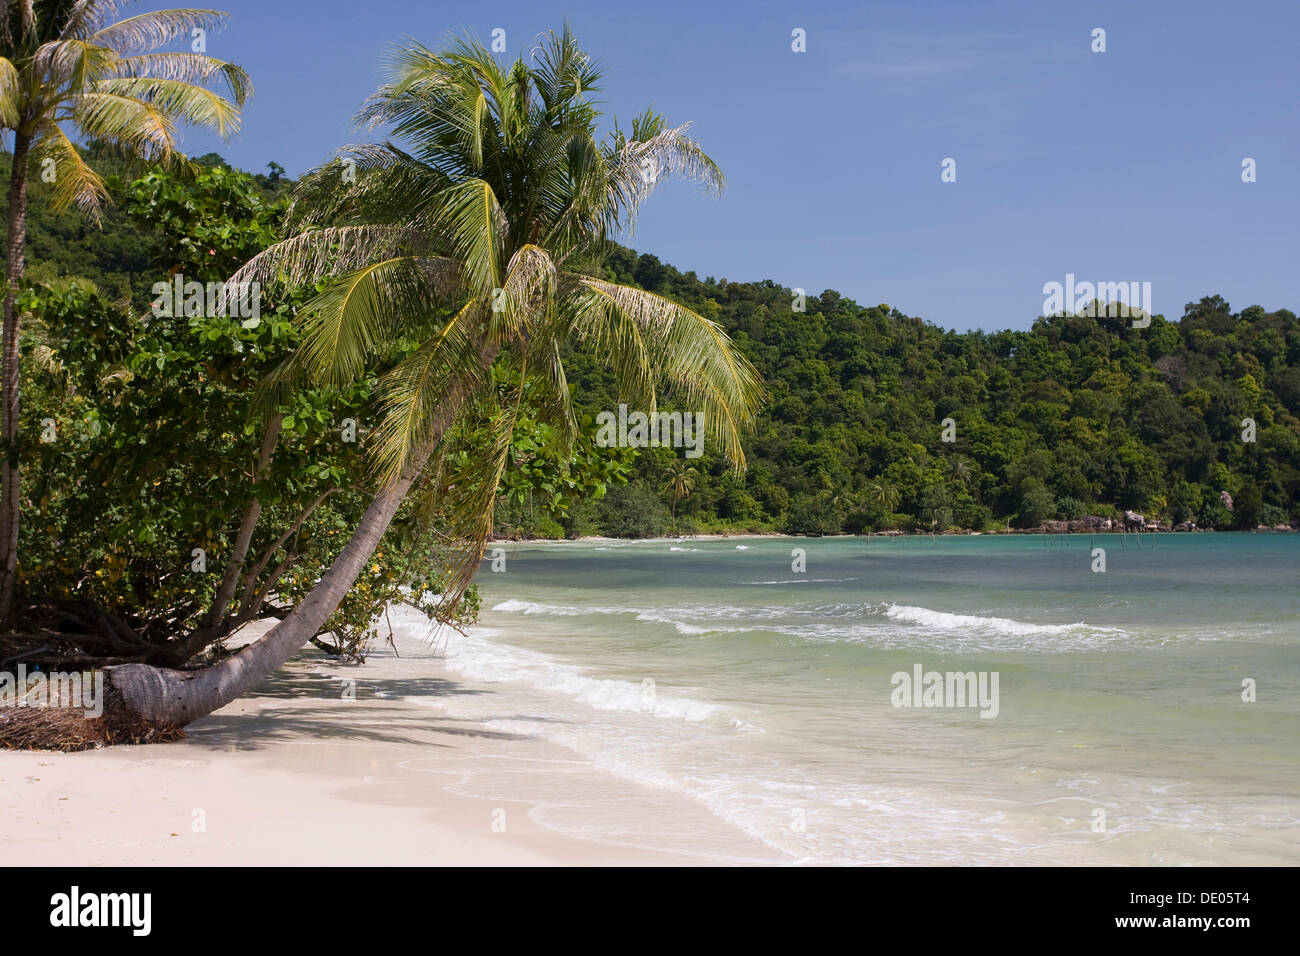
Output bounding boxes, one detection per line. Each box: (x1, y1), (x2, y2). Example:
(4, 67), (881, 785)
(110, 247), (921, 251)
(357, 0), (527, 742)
(7, 534), (1297, 867)
(0, 627), (788, 866)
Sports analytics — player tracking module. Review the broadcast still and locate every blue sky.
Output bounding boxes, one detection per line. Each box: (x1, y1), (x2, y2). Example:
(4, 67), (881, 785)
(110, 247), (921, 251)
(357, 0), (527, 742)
(172, 0), (1298, 332)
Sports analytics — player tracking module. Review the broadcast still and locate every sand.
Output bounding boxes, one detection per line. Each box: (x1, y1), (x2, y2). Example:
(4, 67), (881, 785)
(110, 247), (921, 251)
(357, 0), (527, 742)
(0, 629), (788, 866)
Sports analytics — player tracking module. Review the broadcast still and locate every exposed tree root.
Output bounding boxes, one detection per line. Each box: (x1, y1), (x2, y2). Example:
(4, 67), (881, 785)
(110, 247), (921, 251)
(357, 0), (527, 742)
(1, 599), (161, 669)
(1, 598), (302, 671)
(0, 681), (184, 752)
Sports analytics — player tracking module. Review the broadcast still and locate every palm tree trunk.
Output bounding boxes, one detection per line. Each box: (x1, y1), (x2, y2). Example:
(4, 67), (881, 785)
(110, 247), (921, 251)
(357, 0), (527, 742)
(0, 131), (31, 628)
(100, 344), (498, 730)
(232, 486), (340, 625)
(103, 442), (433, 726)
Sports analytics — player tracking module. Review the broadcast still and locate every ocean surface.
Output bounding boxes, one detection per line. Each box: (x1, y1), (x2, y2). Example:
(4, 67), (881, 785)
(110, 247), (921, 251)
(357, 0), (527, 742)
(401, 533), (1299, 864)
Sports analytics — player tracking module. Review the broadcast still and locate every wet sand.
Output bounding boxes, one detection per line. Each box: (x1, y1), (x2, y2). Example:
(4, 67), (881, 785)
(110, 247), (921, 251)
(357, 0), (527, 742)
(1, 629), (787, 866)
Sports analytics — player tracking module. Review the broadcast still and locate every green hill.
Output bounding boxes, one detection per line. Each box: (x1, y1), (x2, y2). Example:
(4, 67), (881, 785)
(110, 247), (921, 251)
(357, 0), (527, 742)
(571, 248), (1300, 534)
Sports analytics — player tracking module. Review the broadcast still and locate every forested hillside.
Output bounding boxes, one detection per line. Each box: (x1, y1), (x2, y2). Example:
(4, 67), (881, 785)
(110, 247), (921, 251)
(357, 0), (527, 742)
(7, 156), (1298, 537)
(556, 248), (1300, 534)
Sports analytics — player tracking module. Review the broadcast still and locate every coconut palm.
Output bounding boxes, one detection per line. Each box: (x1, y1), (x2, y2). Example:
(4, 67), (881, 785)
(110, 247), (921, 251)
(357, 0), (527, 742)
(943, 455), (972, 486)
(664, 460), (698, 526)
(868, 480), (901, 515)
(0, 1), (251, 624)
(99, 27), (763, 730)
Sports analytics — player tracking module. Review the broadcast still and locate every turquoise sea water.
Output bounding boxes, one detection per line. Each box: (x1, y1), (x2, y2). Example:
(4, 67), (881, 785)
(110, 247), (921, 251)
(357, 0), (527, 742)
(425, 533), (1299, 864)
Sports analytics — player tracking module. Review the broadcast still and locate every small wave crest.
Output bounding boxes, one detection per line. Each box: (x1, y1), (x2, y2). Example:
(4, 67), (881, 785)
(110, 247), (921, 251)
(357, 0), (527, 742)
(439, 628), (722, 722)
(883, 603), (1118, 637)
(490, 598), (765, 636)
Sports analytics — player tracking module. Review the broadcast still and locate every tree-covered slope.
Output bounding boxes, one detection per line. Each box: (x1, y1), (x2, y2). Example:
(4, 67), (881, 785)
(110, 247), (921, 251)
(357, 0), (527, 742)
(564, 248), (1299, 534)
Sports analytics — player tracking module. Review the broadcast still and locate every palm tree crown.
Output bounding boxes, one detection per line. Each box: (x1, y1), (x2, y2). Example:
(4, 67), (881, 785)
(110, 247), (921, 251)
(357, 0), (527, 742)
(236, 26), (763, 539)
(665, 459), (698, 524)
(869, 481), (901, 514)
(1, 0), (250, 218)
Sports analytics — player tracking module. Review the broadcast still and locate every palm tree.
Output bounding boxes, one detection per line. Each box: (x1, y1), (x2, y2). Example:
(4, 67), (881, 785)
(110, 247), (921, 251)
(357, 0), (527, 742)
(0, 2), (251, 624)
(943, 455), (972, 486)
(868, 480), (900, 515)
(664, 460), (698, 527)
(99, 27), (763, 731)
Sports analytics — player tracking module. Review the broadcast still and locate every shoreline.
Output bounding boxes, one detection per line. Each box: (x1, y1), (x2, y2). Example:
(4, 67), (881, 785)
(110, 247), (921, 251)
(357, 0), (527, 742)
(0, 628), (789, 867)
(4, 537), (1296, 866)
(493, 526), (1297, 544)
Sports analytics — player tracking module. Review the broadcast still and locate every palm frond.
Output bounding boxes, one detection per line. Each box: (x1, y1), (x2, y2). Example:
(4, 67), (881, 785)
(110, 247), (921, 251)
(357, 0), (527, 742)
(528, 23), (602, 120)
(426, 177), (506, 297)
(358, 39), (504, 170)
(33, 38), (118, 89)
(368, 302), (494, 484)
(58, 1), (128, 40)
(68, 89), (176, 160)
(292, 256), (463, 388)
(286, 144), (453, 233)
(492, 242), (555, 343)
(31, 121), (110, 218)
(88, 9), (231, 56)
(111, 52), (251, 105)
(230, 225), (445, 287)
(0, 55), (20, 127)
(561, 275), (656, 412)
(604, 115), (725, 235)
(525, 335), (578, 454)
(89, 75), (243, 138)
(413, 366), (522, 620)
(540, 130), (609, 261)
(570, 277), (763, 469)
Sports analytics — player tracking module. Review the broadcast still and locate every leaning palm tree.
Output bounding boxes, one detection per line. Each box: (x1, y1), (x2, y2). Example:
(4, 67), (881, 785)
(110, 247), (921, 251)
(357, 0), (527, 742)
(0, 1), (251, 624)
(97, 27), (762, 732)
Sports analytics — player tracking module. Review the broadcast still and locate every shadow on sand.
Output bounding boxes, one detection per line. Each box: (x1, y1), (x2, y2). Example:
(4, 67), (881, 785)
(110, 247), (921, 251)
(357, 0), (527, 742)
(179, 666), (558, 751)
